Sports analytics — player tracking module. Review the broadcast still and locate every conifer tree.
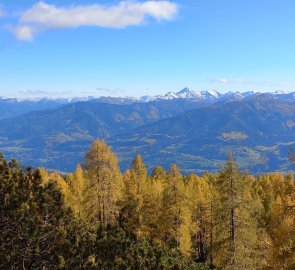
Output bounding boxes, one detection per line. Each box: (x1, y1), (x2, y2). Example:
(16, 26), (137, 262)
(186, 174), (212, 263)
(266, 178), (295, 270)
(151, 166), (167, 181)
(0, 159), (70, 269)
(214, 156), (258, 270)
(66, 164), (87, 219)
(149, 166), (166, 240)
(160, 164), (192, 254)
(84, 140), (123, 229)
(121, 155), (151, 236)
(131, 154), (148, 228)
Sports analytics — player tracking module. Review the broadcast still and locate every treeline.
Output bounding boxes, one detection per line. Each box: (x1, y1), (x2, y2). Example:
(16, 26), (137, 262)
(1, 140), (295, 270)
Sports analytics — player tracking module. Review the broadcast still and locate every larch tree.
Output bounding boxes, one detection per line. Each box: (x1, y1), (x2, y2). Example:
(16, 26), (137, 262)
(160, 164), (192, 254)
(214, 156), (258, 270)
(121, 154), (151, 237)
(66, 164), (87, 219)
(266, 175), (295, 270)
(186, 174), (212, 263)
(84, 140), (123, 229)
(148, 166), (166, 240)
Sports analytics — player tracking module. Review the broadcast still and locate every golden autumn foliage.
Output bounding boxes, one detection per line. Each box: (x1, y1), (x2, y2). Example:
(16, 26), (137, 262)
(29, 141), (295, 270)
(83, 140), (123, 229)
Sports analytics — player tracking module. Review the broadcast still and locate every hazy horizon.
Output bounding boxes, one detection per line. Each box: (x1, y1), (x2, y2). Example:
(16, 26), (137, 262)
(1, 87), (295, 99)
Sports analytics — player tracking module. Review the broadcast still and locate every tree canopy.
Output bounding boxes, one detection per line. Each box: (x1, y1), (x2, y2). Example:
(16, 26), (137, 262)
(1, 142), (294, 269)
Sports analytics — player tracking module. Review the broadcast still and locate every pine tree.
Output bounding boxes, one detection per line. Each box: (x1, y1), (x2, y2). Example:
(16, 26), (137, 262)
(0, 159), (70, 269)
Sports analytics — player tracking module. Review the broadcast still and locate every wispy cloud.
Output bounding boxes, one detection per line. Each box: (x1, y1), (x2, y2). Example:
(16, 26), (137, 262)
(80, 88), (125, 96)
(276, 82), (295, 88)
(95, 87), (124, 95)
(0, 6), (4, 17)
(9, 1), (178, 41)
(208, 78), (295, 91)
(209, 78), (264, 85)
(210, 78), (230, 84)
(19, 89), (72, 96)
(11, 25), (36, 41)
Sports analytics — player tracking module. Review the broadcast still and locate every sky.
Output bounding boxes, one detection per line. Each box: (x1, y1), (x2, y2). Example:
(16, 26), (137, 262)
(1, 0), (295, 98)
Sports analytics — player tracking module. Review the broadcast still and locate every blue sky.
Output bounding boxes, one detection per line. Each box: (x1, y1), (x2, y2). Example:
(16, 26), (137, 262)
(0, 0), (295, 98)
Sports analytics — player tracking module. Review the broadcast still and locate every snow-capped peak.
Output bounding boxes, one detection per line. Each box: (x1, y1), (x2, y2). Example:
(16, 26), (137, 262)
(273, 90), (293, 95)
(206, 90), (221, 98)
(163, 91), (179, 100)
(176, 87), (198, 99)
(3, 88), (295, 105)
(176, 87), (195, 97)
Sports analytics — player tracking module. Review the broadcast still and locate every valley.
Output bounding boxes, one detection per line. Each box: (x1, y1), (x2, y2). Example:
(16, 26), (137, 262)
(1, 89), (295, 174)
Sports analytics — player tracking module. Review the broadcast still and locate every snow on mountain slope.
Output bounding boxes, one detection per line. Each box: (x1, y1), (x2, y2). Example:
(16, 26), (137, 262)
(2, 88), (295, 106)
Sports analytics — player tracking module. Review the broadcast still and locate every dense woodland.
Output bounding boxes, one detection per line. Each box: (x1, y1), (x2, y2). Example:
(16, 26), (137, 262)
(1, 140), (295, 269)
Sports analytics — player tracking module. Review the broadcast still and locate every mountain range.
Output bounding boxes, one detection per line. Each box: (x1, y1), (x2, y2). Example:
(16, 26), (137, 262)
(0, 96), (99, 120)
(0, 88), (295, 174)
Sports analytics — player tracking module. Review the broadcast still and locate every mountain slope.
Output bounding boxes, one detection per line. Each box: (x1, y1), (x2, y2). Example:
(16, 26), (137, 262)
(0, 96), (99, 120)
(110, 94), (295, 173)
(0, 99), (205, 170)
(0, 98), (71, 119)
(0, 99), (206, 139)
(1, 94), (295, 173)
(2, 89), (294, 121)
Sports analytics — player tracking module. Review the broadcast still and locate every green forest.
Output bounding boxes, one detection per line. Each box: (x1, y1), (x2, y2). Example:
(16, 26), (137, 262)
(1, 140), (295, 270)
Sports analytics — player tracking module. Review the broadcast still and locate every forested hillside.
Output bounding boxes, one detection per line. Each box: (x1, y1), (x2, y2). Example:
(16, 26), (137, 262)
(1, 94), (294, 173)
(1, 140), (294, 269)
(112, 94), (295, 173)
(0, 98), (203, 171)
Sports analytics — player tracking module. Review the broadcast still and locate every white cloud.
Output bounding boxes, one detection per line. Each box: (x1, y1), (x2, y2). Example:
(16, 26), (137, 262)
(277, 82), (295, 88)
(217, 78), (230, 84)
(0, 7), (4, 17)
(211, 78), (230, 84)
(210, 78), (253, 85)
(10, 1), (178, 40)
(95, 87), (124, 94)
(10, 25), (35, 41)
(19, 89), (72, 96)
(208, 78), (295, 91)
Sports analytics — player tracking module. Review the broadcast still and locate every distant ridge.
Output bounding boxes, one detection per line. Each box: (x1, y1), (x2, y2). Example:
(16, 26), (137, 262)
(93, 88), (273, 103)
(3, 88), (295, 105)
(1, 92), (295, 173)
